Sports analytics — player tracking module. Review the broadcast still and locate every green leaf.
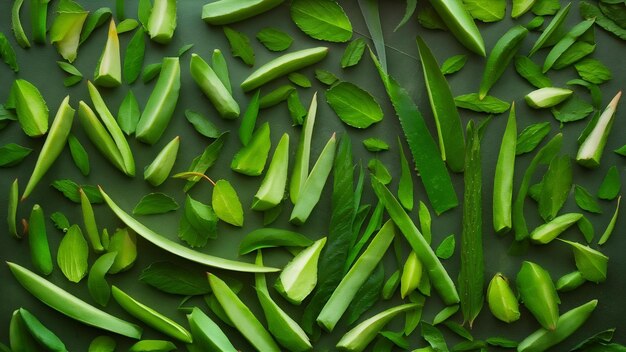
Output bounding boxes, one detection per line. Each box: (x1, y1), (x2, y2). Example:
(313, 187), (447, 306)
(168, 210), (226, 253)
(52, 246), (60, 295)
(570, 328), (617, 351)
(455, 93), (511, 114)
(223, 26), (254, 66)
(68, 134), (90, 176)
(177, 43), (194, 57)
(259, 85), (296, 109)
(575, 185), (602, 213)
(379, 330), (409, 349)
(433, 304), (460, 325)
(50, 212), (70, 232)
(212, 179), (244, 227)
(577, 215), (595, 243)
(560, 239), (608, 283)
(117, 90), (141, 135)
(417, 1), (447, 30)
(183, 133), (227, 192)
(315, 69), (339, 86)
(358, 0), (387, 71)
(598, 166), (621, 200)
(18, 309), (67, 351)
(553, 41), (596, 70)
(394, 0), (417, 31)
(543, 19), (595, 72)
(443, 321), (473, 341)
(287, 91), (307, 125)
(580, 1), (626, 40)
(525, 16), (545, 31)
(124, 27), (146, 84)
(464, 0), (506, 22)
(179, 195), (218, 248)
(291, 0), (353, 42)
(256, 27), (293, 52)
(57, 61), (82, 77)
(132, 193), (179, 215)
(239, 90), (260, 145)
(532, 0), (560, 15)
(142, 62), (162, 83)
(138, 0), (152, 29)
(341, 38), (366, 68)
(435, 234), (456, 259)
(551, 95), (594, 123)
(87, 251), (117, 306)
(538, 155), (572, 221)
(363, 138), (389, 152)
(486, 336), (518, 348)
(88, 336), (117, 352)
(598, 196), (621, 245)
(139, 261), (213, 295)
(516, 122), (551, 155)
(0, 32), (19, 72)
(575, 58), (612, 84)
(51, 180), (104, 204)
(107, 228), (137, 274)
(185, 110), (221, 139)
(368, 158), (392, 185)
(421, 322), (449, 351)
(79, 7), (112, 44)
(57, 225), (89, 283)
(117, 18), (139, 33)
(287, 72), (312, 88)
(615, 145), (626, 157)
(326, 81), (383, 128)
(515, 56), (552, 88)
(397, 140), (414, 211)
(440, 54), (468, 75)
(0, 143), (32, 167)
(231, 122), (271, 176)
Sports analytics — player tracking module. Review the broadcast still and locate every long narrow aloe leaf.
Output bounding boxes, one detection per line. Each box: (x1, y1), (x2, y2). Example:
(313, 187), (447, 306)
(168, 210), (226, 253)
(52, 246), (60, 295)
(371, 51), (458, 214)
(428, 0), (486, 56)
(290, 93), (317, 204)
(416, 36), (465, 172)
(100, 187), (279, 273)
(357, 0), (387, 73)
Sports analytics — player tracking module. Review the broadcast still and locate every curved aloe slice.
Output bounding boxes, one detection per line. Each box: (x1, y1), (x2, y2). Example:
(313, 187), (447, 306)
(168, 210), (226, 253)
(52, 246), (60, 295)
(7, 262), (142, 339)
(525, 87), (573, 108)
(77, 102), (127, 174)
(22, 96), (74, 200)
(202, 0), (284, 25)
(94, 19), (121, 87)
(577, 91), (622, 168)
(428, 0), (486, 56)
(336, 303), (418, 352)
(189, 53), (239, 119)
(231, 122), (271, 176)
(530, 213), (583, 244)
(252, 133), (289, 211)
(100, 187), (279, 273)
(529, 3), (572, 56)
(49, 1), (89, 62)
(147, 0), (176, 44)
(144, 136), (180, 187)
(275, 237), (326, 304)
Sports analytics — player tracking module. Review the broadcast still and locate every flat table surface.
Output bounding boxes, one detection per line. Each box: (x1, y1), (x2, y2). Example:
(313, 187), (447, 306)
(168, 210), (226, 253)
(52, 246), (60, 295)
(1, 0), (625, 350)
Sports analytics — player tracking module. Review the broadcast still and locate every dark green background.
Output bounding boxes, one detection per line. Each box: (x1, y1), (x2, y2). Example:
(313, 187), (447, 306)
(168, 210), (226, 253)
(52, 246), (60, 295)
(1, 0), (625, 350)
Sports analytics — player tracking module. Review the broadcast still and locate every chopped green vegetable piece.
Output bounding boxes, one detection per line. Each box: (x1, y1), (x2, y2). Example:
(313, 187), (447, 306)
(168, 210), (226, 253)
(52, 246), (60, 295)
(0, 32), (18, 72)
(179, 195), (218, 247)
(529, 3), (571, 56)
(117, 90), (141, 136)
(87, 251), (117, 306)
(575, 58), (612, 84)
(291, 0), (353, 42)
(187, 308), (237, 352)
(487, 273), (520, 323)
(368, 159), (392, 185)
(50, 211), (70, 233)
(577, 92), (622, 168)
(464, 0), (506, 22)
(256, 27), (293, 51)
(341, 38), (366, 68)
(142, 62), (162, 83)
(575, 185), (602, 214)
(454, 93), (511, 114)
(93, 20), (121, 87)
(276, 237), (326, 304)
(326, 81), (383, 129)
(50, 0), (89, 63)
(440, 54), (467, 75)
(530, 213), (583, 244)
(146, 0), (176, 44)
(9, 79), (49, 137)
(553, 40), (596, 70)
(538, 155), (572, 221)
(144, 136), (179, 185)
(598, 166), (621, 200)
(239, 90), (260, 145)
(259, 85), (296, 109)
(223, 26), (254, 66)
(18, 308), (67, 351)
(543, 19), (595, 73)
(287, 91), (307, 125)
(231, 122), (271, 176)
(555, 271), (586, 292)
(577, 215), (595, 243)
(435, 234), (455, 259)
(598, 196), (621, 245)
(493, 105), (517, 233)
(190, 53), (240, 120)
(288, 72), (312, 88)
(252, 133), (290, 211)
(525, 87), (573, 108)
(516, 261), (560, 330)
(516, 122), (551, 155)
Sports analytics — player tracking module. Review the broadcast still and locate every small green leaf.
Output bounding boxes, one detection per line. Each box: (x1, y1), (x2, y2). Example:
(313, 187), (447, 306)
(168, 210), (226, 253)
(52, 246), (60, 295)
(256, 27), (293, 52)
(68, 134), (90, 176)
(575, 185), (602, 213)
(138, 0), (152, 29)
(116, 18), (139, 33)
(368, 159), (392, 185)
(179, 195), (218, 247)
(486, 336), (518, 348)
(132, 193), (179, 215)
(142, 62), (162, 83)
(117, 90), (141, 135)
(231, 122), (271, 176)
(291, 0), (353, 42)
(212, 179), (244, 227)
(551, 95), (594, 123)
(140, 261), (213, 295)
(440, 54), (467, 75)
(259, 85), (296, 109)
(315, 69), (339, 86)
(525, 16), (545, 31)
(57, 61), (82, 77)
(287, 91), (307, 126)
(50, 212), (70, 232)
(0, 143), (32, 167)
(88, 251), (117, 306)
(183, 133), (227, 192)
(580, 1), (626, 41)
(51, 180), (104, 204)
(560, 239), (608, 283)
(435, 234), (456, 259)
(432, 304), (459, 325)
(538, 155), (572, 221)
(575, 58), (612, 84)
(88, 336), (116, 352)
(598, 196), (621, 246)
(532, 0), (560, 15)
(363, 138), (389, 152)
(80, 7), (113, 44)
(177, 43), (194, 57)
(379, 330), (409, 349)
(287, 72), (312, 88)
(598, 166), (621, 200)
(464, 0), (506, 22)
(515, 56), (552, 88)
(124, 27), (146, 84)
(326, 81), (383, 128)
(57, 225), (89, 283)
(0, 32), (19, 72)
(516, 122), (551, 155)
(577, 215), (595, 243)
(223, 26), (254, 66)
(341, 38), (366, 68)
(443, 321), (473, 341)
(107, 228), (137, 274)
(421, 322), (448, 351)
(63, 75), (83, 87)
(455, 93), (511, 114)
(185, 110), (221, 139)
